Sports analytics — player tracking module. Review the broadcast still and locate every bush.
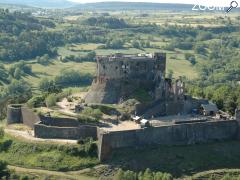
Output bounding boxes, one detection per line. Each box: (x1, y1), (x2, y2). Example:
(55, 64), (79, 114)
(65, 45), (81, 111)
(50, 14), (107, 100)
(27, 95), (46, 108)
(77, 114), (99, 124)
(45, 94), (57, 107)
(0, 139), (13, 152)
(90, 104), (120, 116)
(114, 169), (173, 180)
(0, 160), (9, 179)
(39, 78), (62, 94)
(82, 107), (103, 120)
(0, 128), (4, 139)
(54, 70), (92, 87)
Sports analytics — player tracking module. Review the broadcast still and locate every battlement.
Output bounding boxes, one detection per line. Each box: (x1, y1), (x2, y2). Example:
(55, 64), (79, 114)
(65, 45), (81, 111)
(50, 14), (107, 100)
(96, 52), (166, 81)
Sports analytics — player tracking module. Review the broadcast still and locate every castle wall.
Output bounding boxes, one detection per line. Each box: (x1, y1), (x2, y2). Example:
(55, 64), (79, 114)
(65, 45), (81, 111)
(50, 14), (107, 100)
(34, 123), (97, 140)
(21, 106), (40, 128)
(98, 120), (238, 161)
(39, 115), (79, 127)
(7, 105), (40, 128)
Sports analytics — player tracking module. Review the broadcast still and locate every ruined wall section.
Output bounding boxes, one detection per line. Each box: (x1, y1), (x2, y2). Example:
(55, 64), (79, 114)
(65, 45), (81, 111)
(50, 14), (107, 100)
(98, 120), (238, 161)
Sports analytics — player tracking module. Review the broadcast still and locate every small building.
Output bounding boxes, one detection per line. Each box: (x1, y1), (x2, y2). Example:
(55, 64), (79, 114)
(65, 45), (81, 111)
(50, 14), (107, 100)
(140, 119), (150, 128)
(201, 103), (218, 116)
(132, 116), (141, 123)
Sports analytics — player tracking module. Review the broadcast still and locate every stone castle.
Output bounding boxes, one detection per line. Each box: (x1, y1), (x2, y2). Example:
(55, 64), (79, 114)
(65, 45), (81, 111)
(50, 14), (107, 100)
(85, 53), (184, 105)
(5, 52), (240, 161)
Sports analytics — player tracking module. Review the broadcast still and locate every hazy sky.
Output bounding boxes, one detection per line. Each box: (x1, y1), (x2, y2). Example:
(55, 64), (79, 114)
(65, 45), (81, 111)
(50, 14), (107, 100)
(68, 0), (232, 7)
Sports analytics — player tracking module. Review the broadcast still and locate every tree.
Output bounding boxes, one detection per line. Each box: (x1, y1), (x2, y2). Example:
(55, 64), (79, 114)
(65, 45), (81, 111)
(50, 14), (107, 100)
(0, 127), (4, 139)
(132, 40), (141, 49)
(115, 169), (124, 180)
(142, 168), (153, 180)
(45, 94), (57, 108)
(224, 95), (237, 115)
(0, 161), (9, 179)
(13, 67), (21, 79)
(194, 44), (206, 55)
(39, 78), (61, 94)
(4, 80), (32, 103)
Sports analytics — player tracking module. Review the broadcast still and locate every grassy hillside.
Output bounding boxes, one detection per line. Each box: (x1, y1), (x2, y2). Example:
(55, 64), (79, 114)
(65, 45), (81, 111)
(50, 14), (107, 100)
(0, 134), (99, 171)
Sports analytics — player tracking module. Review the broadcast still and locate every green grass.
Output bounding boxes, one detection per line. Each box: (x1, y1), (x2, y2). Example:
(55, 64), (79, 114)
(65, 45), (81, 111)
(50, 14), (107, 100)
(0, 135), (99, 171)
(167, 58), (198, 79)
(110, 141), (240, 178)
(22, 59), (95, 88)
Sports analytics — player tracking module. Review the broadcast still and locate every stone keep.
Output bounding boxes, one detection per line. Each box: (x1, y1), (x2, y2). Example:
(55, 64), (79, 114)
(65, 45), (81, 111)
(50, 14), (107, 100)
(85, 53), (167, 104)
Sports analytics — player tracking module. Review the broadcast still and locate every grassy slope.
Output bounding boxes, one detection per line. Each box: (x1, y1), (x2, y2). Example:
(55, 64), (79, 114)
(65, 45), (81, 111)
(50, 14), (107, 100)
(0, 135), (99, 171)
(8, 165), (97, 180)
(110, 141), (240, 178)
(22, 60), (96, 88)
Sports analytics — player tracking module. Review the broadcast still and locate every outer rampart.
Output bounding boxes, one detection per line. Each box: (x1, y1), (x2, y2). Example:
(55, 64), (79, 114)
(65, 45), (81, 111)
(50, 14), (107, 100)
(98, 120), (238, 161)
(34, 123), (97, 140)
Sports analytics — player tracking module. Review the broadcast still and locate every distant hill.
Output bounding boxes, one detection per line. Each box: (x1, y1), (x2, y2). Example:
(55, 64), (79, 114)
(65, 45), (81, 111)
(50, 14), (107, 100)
(0, 0), (75, 8)
(72, 2), (193, 11)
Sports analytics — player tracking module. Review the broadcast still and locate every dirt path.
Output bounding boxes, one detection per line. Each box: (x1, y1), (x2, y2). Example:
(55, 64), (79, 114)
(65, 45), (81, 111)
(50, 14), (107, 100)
(8, 165), (97, 180)
(5, 128), (77, 144)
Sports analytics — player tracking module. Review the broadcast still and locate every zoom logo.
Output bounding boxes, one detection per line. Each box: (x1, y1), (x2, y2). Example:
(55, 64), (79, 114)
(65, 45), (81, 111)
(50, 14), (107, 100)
(192, 1), (239, 12)
(192, 4), (225, 11)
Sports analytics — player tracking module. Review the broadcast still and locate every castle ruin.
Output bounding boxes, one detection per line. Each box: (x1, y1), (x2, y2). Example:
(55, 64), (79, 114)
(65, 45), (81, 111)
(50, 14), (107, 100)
(85, 53), (184, 108)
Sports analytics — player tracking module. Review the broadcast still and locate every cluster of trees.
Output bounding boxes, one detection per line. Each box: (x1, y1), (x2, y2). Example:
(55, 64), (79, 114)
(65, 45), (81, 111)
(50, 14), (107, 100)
(132, 40), (151, 49)
(63, 26), (107, 44)
(8, 61), (32, 79)
(0, 61), (32, 85)
(115, 168), (173, 180)
(187, 84), (240, 115)
(184, 53), (196, 65)
(83, 17), (129, 29)
(0, 10), (61, 62)
(54, 70), (92, 87)
(29, 70), (92, 108)
(0, 64), (9, 84)
(2, 80), (32, 103)
(105, 38), (125, 49)
(61, 51), (96, 62)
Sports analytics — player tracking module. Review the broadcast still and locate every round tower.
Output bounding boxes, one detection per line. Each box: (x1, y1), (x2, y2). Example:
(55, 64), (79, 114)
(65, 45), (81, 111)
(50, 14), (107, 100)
(7, 104), (23, 124)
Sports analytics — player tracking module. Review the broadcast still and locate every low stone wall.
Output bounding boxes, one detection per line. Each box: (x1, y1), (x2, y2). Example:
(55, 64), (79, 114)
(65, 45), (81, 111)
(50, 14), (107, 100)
(34, 123), (97, 140)
(98, 120), (238, 161)
(39, 115), (79, 127)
